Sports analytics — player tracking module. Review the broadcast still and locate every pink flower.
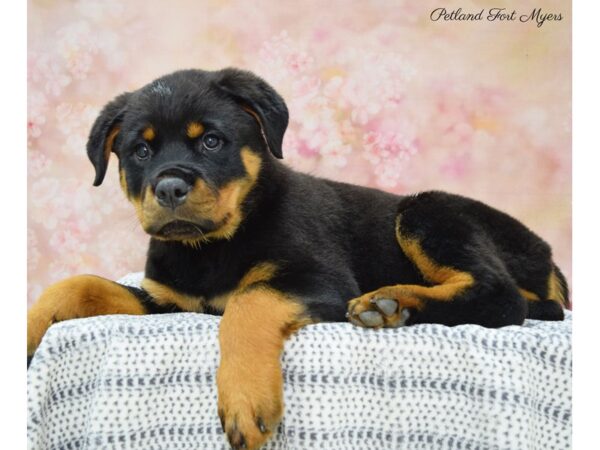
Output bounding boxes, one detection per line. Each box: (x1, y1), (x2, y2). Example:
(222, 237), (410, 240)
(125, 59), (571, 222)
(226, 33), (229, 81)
(55, 102), (98, 154)
(32, 54), (72, 97)
(48, 219), (90, 254)
(259, 31), (315, 76)
(56, 21), (101, 80)
(363, 130), (419, 188)
(28, 150), (50, 177)
(67, 51), (94, 80)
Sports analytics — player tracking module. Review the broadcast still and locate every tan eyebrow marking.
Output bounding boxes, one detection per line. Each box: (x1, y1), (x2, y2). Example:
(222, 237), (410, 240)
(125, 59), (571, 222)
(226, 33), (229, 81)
(142, 126), (156, 141)
(187, 122), (205, 139)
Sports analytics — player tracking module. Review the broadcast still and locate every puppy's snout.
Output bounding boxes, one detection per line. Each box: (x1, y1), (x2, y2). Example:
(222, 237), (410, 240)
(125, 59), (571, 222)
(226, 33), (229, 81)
(155, 177), (191, 209)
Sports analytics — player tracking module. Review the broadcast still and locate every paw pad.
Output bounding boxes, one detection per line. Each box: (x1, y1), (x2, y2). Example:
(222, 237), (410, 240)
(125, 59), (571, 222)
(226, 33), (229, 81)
(358, 310), (384, 327)
(373, 298), (398, 316)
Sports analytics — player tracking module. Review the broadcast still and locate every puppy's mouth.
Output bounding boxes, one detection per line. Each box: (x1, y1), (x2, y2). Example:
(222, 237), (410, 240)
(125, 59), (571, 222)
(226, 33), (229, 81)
(154, 219), (218, 239)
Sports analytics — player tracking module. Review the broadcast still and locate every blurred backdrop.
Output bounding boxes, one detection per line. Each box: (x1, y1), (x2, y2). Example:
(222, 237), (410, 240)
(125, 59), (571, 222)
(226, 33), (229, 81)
(27, 0), (571, 306)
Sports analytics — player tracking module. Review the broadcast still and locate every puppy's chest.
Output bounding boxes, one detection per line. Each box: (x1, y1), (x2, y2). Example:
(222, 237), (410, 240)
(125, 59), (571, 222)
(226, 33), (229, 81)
(143, 243), (272, 315)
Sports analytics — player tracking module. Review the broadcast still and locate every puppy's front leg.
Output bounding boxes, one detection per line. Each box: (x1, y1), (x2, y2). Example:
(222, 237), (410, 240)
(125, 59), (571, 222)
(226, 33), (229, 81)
(217, 285), (308, 450)
(27, 275), (159, 358)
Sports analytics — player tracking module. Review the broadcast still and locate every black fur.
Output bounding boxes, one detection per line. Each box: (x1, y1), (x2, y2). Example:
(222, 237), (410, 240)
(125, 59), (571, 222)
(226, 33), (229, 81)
(88, 68), (569, 327)
(214, 68), (289, 159)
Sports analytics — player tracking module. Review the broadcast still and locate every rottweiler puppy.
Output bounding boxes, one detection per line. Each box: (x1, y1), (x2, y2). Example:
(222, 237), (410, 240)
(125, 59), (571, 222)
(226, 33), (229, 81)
(27, 68), (569, 450)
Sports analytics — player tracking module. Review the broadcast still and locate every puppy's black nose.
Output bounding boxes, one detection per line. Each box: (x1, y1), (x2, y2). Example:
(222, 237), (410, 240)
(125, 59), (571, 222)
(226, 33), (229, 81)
(155, 177), (191, 209)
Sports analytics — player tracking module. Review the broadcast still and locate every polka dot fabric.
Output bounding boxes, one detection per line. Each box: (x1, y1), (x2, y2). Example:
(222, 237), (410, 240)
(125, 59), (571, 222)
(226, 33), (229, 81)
(28, 273), (571, 449)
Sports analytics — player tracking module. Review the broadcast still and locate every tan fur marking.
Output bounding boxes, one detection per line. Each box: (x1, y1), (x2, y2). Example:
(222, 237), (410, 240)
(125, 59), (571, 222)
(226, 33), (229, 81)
(141, 278), (204, 312)
(131, 186), (148, 226)
(217, 286), (306, 449)
(396, 222), (475, 300)
(27, 275), (145, 355)
(104, 126), (120, 161)
(184, 146), (262, 243)
(185, 179), (218, 212)
(398, 236), (473, 288)
(519, 288), (540, 301)
(547, 269), (567, 306)
(119, 169), (129, 198)
(208, 262), (278, 313)
(207, 147), (261, 238)
(374, 282), (471, 303)
(207, 293), (229, 313)
(186, 122), (204, 139)
(239, 262), (278, 290)
(142, 126), (155, 141)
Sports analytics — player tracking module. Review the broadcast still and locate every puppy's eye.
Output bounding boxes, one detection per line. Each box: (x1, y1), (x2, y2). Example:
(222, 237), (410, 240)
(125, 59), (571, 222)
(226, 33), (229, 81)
(202, 134), (222, 151)
(134, 144), (150, 160)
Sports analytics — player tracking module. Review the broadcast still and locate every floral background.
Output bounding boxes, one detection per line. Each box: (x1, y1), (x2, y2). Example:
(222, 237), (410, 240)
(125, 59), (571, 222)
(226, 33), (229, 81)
(27, 0), (571, 307)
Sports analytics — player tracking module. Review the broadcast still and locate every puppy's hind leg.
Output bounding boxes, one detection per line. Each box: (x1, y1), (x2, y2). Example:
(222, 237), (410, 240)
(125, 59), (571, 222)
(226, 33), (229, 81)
(347, 192), (528, 329)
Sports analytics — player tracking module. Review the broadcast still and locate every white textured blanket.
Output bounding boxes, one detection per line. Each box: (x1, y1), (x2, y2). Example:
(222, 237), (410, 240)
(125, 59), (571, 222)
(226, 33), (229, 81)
(28, 273), (572, 450)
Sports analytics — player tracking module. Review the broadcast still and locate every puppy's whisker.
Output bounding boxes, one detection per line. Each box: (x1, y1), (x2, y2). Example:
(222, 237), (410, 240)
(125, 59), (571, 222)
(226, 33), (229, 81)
(190, 223), (206, 237)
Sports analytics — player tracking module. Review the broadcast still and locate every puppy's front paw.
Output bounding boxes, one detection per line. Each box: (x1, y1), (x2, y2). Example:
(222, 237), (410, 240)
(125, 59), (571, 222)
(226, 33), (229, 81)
(217, 361), (283, 449)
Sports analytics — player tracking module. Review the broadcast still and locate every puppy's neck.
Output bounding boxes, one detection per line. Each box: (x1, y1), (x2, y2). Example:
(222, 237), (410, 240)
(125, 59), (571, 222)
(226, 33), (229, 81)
(239, 156), (290, 227)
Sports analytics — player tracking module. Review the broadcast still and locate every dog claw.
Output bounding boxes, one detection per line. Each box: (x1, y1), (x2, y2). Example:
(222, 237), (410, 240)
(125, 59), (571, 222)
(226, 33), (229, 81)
(358, 311), (384, 327)
(401, 308), (411, 322)
(229, 432), (246, 449)
(218, 410), (225, 432)
(375, 298), (398, 316)
(257, 418), (267, 434)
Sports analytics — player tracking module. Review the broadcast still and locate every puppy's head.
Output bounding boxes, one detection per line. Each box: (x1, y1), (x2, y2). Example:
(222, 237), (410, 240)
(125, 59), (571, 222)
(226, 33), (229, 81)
(86, 69), (288, 243)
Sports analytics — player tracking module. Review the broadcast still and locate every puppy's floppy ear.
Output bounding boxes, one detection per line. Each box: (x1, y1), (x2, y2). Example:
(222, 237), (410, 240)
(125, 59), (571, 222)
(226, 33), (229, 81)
(214, 68), (288, 159)
(86, 92), (130, 186)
